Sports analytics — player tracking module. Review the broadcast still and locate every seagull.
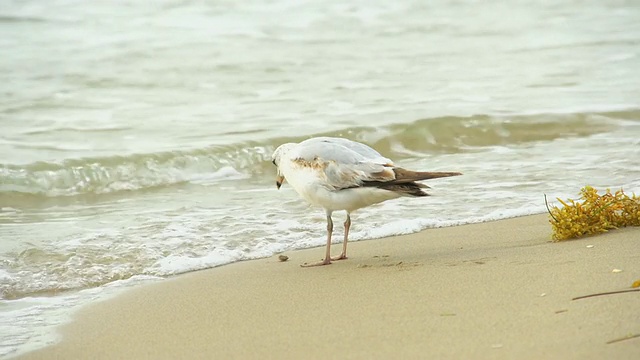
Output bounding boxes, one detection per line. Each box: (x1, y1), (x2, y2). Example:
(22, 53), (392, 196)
(271, 137), (462, 267)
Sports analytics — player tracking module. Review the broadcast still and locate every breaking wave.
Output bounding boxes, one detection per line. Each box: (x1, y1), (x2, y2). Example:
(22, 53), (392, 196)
(1, 109), (636, 199)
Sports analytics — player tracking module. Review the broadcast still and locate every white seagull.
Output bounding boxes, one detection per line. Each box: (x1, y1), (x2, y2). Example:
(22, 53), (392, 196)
(271, 137), (462, 267)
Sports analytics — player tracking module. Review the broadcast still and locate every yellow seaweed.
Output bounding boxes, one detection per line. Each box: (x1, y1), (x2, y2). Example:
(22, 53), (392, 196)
(547, 186), (640, 241)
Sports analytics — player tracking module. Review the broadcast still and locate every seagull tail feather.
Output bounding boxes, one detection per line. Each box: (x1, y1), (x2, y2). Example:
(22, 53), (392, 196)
(393, 168), (462, 183)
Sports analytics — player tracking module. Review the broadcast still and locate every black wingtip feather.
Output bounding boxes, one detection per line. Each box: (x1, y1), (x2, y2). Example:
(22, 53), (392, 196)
(373, 182), (430, 197)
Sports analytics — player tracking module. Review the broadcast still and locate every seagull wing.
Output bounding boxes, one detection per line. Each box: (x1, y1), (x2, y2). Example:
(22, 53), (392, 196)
(295, 137), (393, 165)
(289, 137), (396, 190)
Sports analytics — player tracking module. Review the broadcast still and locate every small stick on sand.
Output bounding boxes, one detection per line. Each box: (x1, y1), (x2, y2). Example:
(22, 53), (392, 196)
(544, 194), (559, 223)
(572, 289), (640, 301)
(606, 333), (640, 345)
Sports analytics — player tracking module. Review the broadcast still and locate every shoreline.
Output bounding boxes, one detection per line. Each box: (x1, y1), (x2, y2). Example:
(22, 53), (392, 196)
(18, 214), (640, 359)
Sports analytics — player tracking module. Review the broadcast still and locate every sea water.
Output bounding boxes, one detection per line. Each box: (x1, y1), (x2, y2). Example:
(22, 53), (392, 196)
(1, 0), (639, 357)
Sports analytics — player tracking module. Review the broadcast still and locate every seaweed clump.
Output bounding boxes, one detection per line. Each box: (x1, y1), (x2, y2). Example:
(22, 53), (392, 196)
(547, 186), (640, 241)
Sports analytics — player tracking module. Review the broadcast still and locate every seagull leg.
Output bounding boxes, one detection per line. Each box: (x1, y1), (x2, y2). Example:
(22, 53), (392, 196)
(301, 212), (333, 267)
(332, 213), (350, 261)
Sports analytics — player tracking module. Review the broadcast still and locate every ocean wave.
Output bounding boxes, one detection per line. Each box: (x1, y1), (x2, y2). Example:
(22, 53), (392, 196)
(0, 144), (272, 200)
(349, 109), (636, 155)
(1, 109), (636, 199)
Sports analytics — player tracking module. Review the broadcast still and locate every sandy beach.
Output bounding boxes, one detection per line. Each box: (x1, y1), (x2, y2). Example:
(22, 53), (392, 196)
(18, 214), (640, 359)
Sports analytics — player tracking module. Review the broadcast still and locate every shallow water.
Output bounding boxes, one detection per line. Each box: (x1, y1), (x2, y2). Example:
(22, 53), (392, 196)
(1, 0), (640, 357)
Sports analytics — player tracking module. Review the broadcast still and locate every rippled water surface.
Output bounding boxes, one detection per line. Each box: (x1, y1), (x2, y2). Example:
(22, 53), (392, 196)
(1, 0), (640, 357)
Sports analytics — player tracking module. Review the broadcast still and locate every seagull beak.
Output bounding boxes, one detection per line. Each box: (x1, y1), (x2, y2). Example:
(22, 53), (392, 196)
(276, 175), (284, 189)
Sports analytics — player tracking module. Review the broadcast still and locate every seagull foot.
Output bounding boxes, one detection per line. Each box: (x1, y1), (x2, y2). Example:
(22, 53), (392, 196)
(300, 258), (332, 267)
(331, 254), (348, 261)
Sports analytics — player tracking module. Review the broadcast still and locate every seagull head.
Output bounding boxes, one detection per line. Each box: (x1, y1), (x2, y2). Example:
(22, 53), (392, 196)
(271, 143), (296, 189)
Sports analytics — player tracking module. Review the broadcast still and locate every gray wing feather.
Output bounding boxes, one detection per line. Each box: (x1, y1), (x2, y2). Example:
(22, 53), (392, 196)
(294, 137), (392, 165)
(291, 137), (395, 190)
